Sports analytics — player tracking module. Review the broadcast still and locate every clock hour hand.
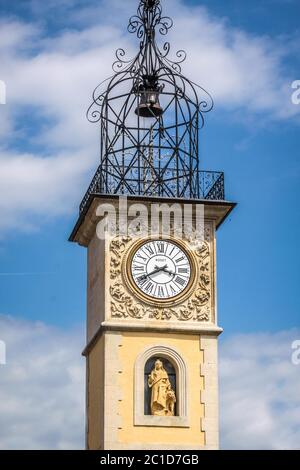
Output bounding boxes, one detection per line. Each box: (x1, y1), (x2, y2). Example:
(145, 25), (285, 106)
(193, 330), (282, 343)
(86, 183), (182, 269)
(162, 267), (175, 277)
(153, 265), (176, 277)
(139, 265), (167, 281)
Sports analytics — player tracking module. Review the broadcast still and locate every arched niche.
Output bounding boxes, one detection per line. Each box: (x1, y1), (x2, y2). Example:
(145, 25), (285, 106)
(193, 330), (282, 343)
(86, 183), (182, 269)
(134, 345), (189, 428)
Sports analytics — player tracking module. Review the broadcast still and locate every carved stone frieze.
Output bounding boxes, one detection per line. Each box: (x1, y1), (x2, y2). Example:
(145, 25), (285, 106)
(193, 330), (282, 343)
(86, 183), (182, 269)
(108, 231), (213, 322)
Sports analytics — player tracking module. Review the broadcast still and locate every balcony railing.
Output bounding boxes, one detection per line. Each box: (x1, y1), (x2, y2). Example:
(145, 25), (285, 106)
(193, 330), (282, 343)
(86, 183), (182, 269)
(79, 166), (225, 214)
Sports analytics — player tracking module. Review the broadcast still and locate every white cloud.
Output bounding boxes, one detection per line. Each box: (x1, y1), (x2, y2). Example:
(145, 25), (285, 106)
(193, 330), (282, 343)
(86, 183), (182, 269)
(220, 329), (300, 450)
(0, 0), (298, 235)
(164, 1), (298, 120)
(0, 149), (92, 233)
(0, 20), (39, 56)
(0, 315), (85, 450)
(0, 315), (299, 449)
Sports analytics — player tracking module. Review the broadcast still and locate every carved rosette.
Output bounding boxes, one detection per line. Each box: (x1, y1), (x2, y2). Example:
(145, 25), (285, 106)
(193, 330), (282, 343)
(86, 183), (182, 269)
(109, 231), (213, 322)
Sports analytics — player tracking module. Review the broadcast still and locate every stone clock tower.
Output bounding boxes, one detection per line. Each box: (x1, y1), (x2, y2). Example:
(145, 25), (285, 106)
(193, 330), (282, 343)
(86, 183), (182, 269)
(70, 0), (235, 451)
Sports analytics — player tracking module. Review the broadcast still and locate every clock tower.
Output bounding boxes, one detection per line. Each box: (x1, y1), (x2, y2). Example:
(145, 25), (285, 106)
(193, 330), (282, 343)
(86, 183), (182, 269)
(70, 0), (235, 450)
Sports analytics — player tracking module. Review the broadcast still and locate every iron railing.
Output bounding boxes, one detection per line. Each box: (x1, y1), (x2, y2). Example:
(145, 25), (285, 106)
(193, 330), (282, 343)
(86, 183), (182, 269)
(79, 166), (225, 213)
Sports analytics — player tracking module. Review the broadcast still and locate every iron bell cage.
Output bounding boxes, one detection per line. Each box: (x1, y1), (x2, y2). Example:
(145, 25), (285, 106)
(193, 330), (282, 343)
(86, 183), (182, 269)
(81, 0), (224, 213)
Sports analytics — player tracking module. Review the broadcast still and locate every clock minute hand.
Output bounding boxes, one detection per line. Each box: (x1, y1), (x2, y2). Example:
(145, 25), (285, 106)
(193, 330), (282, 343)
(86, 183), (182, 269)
(162, 267), (175, 277)
(140, 265), (167, 281)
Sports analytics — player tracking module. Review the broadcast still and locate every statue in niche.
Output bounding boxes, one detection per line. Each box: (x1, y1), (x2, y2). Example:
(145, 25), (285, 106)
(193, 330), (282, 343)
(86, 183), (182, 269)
(148, 359), (176, 416)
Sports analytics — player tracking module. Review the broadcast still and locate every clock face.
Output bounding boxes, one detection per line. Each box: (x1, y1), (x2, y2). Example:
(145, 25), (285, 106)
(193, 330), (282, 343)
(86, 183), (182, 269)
(130, 240), (192, 300)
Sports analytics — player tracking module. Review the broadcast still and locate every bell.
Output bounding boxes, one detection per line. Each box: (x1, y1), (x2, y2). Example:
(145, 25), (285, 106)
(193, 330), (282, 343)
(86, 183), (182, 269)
(135, 88), (164, 118)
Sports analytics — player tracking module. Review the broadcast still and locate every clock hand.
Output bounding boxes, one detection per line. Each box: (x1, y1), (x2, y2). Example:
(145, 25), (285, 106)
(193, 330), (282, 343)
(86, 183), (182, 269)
(162, 267), (175, 277)
(140, 265), (168, 281)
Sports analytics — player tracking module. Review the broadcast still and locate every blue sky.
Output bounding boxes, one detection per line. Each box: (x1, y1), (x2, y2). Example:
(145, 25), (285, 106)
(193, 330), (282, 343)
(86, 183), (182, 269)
(0, 0), (300, 450)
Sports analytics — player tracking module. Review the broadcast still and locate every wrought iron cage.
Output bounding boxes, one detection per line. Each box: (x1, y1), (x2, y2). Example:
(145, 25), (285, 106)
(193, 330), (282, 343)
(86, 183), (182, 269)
(82, 0), (225, 213)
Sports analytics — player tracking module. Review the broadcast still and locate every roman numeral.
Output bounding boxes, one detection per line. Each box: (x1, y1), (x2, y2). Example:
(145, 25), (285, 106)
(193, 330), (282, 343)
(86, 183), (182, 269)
(169, 246), (176, 256)
(175, 256), (185, 263)
(144, 245), (154, 255)
(170, 284), (177, 295)
(144, 282), (154, 294)
(137, 275), (147, 286)
(136, 254), (147, 262)
(178, 267), (188, 274)
(156, 242), (165, 254)
(132, 265), (145, 272)
(157, 285), (165, 298)
(174, 276), (186, 287)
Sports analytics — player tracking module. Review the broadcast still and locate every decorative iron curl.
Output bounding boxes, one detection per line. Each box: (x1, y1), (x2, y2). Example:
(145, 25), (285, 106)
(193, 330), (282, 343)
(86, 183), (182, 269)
(86, 74), (115, 123)
(127, 16), (144, 38)
(158, 16), (173, 35)
(160, 41), (170, 58)
(192, 79), (214, 117)
(112, 48), (136, 73)
(128, 0), (173, 39)
(87, 95), (105, 123)
(175, 50), (187, 64)
(199, 99), (213, 114)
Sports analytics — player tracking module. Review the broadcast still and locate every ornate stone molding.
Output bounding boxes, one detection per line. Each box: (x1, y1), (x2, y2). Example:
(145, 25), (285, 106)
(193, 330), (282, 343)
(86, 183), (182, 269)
(109, 231), (213, 322)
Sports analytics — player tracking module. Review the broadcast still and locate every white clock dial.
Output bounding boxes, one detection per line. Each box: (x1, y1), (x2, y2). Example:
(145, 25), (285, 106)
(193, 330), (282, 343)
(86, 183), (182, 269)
(130, 240), (191, 300)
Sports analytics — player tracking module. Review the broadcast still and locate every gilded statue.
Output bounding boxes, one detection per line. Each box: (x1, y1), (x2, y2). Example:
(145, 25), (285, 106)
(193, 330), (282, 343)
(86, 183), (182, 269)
(148, 359), (176, 416)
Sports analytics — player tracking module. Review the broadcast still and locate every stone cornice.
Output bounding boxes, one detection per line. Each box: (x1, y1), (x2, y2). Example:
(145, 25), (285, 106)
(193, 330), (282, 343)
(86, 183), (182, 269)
(69, 195), (236, 247)
(82, 321), (223, 356)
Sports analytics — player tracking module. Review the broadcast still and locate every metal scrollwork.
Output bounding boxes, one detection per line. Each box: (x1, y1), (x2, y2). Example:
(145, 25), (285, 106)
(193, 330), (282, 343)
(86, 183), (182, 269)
(80, 1), (222, 212)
